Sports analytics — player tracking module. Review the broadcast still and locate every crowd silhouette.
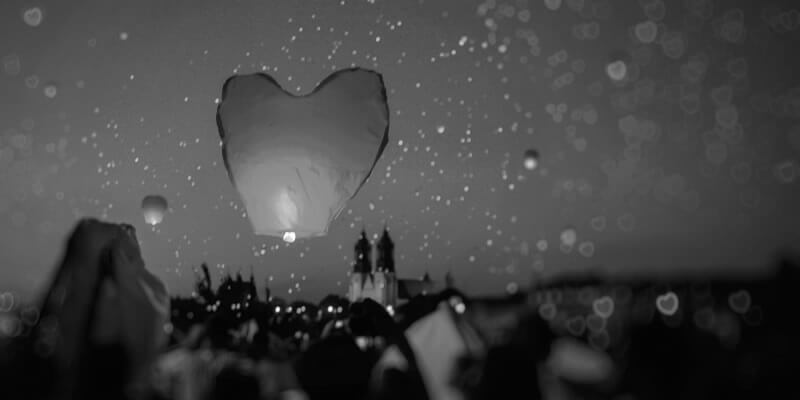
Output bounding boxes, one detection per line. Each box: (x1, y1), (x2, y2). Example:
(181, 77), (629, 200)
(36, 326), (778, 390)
(1, 219), (799, 400)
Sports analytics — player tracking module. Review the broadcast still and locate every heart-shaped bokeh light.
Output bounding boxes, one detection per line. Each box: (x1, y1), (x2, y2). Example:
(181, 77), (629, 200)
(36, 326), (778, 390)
(656, 291), (680, 316)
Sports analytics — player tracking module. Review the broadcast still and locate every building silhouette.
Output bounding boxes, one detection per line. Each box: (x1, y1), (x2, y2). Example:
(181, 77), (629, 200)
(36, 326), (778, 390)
(348, 227), (445, 307)
(348, 228), (397, 307)
(376, 225), (395, 273)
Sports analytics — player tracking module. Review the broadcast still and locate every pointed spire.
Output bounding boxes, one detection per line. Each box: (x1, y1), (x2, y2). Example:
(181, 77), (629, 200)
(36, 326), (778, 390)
(381, 225), (391, 239)
(200, 262), (211, 289)
(247, 266), (258, 300)
(376, 223), (394, 273)
(354, 227), (373, 274)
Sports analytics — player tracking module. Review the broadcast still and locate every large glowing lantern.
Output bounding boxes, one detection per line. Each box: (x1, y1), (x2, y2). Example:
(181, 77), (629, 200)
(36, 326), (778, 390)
(141, 195), (168, 225)
(216, 68), (389, 240)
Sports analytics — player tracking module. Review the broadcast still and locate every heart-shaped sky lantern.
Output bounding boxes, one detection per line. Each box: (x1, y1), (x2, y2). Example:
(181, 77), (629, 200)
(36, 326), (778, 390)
(216, 68), (389, 241)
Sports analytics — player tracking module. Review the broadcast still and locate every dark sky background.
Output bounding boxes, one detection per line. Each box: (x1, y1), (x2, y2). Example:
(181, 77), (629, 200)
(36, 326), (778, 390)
(2, 0), (799, 302)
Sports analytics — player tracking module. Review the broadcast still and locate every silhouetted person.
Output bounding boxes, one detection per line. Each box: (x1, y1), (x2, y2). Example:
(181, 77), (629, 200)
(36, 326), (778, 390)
(211, 364), (261, 400)
(467, 312), (554, 400)
(4, 218), (169, 400)
(296, 335), (374, 400)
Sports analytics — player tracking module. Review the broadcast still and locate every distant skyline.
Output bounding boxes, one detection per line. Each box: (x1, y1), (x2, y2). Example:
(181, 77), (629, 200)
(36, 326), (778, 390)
(2, 0), (800, 302)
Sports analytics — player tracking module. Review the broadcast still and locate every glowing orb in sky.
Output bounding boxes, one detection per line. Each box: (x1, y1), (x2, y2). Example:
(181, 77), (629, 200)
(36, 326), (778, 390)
(43, 84), (57, 98)
(282, 231), (296, 243)
(141, 195), (168, 226)
(560, 227), (577, 247)
(606, 60), (627, 81)
(634, 20), (658, 44)
(2, 54), (21, 76)
(543, 0), (562, 12)
(23, 7), (43, 27)
(216, 67), (389, 240)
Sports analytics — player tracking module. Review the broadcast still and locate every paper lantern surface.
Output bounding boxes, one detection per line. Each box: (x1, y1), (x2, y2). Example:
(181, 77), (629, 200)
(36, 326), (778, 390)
(216, 67), (389, 239)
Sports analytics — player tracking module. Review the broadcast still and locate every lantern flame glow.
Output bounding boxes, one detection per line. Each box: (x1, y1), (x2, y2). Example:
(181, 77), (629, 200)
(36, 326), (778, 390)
(143, 210), (164, 226)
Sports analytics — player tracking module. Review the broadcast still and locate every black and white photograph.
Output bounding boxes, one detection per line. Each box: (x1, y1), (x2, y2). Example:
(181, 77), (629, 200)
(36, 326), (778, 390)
(1, 0), (800, 399)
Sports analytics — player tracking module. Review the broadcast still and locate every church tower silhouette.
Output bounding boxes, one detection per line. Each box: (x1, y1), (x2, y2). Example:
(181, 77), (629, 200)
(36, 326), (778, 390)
(376, 226), (395, 273)
(354, 229), (372, 274)
(348, 227), (397, 307)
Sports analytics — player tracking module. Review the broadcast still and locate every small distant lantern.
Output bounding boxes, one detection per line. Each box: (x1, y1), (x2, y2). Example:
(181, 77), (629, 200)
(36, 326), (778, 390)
(141, 195), (168, 225)
(523, 149), (540, 171)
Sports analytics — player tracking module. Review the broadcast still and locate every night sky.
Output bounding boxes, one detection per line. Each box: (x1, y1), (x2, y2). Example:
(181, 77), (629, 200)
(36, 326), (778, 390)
(2, 0), (799, 302)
